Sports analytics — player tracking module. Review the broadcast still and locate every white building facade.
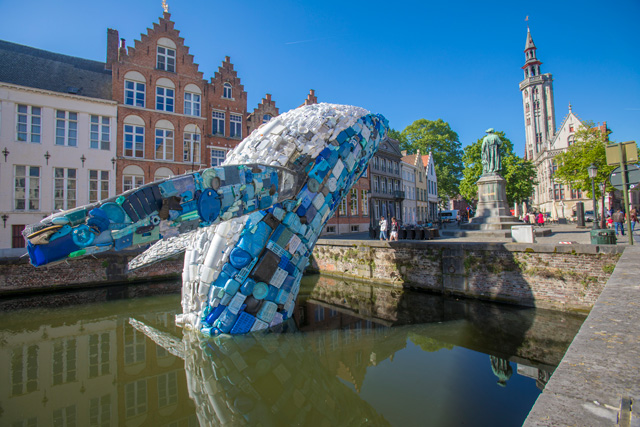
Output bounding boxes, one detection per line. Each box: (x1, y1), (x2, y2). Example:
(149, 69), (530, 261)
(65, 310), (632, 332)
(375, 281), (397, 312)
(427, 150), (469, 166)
(400, 160), (417, 225)
(0, 41), (117, 249)
(423, 153), (439, 221)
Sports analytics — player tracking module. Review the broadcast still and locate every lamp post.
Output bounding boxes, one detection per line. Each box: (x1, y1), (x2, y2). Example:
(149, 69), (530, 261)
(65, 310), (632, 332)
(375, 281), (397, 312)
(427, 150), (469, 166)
(587, 163), (598, 230)
(600, 182), (606, 229)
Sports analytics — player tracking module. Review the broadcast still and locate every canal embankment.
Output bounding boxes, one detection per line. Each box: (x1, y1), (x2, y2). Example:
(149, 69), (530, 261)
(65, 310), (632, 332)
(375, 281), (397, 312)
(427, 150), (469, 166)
(524, 245), (640, 426)
(311, 240), (623, 312)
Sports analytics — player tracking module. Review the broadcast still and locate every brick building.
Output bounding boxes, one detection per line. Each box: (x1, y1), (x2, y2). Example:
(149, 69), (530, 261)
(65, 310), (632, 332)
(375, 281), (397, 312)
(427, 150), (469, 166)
(107, 12), (248, 193)
(369, 138), (404, 226)
(246, 93), (279, 135)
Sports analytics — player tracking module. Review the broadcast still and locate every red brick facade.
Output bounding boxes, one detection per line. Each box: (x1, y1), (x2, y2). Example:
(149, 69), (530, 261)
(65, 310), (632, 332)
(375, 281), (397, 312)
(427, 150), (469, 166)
(108, 12), (248, 192)
(246, 93), (279, 135)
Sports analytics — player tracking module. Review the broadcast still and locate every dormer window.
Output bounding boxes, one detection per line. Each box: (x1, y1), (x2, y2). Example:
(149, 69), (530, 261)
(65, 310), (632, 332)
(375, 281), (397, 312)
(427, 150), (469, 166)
(223, 83), (232, 99)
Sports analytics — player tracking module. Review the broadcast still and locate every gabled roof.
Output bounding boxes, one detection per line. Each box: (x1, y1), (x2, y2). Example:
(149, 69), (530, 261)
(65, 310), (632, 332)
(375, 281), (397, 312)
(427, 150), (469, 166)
(0, 39), (112, 100)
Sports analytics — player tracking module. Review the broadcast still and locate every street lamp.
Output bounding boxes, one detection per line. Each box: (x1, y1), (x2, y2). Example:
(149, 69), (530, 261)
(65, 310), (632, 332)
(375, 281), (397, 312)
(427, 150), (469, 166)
(587, 163), (598, 230)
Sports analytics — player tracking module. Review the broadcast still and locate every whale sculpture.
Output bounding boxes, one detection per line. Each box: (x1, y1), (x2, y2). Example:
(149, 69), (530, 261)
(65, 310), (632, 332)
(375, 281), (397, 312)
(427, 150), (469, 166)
(23, 103), (389, 335)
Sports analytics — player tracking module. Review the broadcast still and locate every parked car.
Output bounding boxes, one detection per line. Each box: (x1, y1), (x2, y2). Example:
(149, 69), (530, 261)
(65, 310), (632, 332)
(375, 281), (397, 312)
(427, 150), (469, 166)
(439, 210), (459, 223)
(584, 210), (595, 222)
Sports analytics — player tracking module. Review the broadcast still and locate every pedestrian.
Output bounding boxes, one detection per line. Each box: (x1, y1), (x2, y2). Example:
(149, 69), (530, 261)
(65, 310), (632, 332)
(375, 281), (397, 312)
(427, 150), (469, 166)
(379, 216), (388, 241)
(537, 212), (545, 227)
(390, 217), (399, 241)
(613, 209), (625, 236)
(630, 206), (638, 234)
(456, 213), (461, 226)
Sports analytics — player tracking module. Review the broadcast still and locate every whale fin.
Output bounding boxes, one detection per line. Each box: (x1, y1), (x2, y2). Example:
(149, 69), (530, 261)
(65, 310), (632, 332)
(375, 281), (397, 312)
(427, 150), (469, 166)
(127, 229), (195, 271)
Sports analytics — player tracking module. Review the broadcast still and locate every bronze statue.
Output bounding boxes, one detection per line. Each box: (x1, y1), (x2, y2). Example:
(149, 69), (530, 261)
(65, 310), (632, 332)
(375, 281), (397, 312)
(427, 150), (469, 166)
(481, 128), (502, 174)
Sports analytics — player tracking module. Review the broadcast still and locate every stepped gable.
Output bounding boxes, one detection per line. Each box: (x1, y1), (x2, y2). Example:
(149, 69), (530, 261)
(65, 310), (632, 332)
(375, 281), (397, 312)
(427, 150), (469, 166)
(0, 39), (112, 100)
(210, 55), (246, 101)
(119, 12), (203, 80)
(247, 93), (279, 134)
(300, 89), (318, 107)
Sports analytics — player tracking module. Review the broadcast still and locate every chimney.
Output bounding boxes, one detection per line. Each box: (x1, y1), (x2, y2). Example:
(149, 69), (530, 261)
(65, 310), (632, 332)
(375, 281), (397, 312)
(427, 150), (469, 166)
(119, 38), (127, 60)
(106, 28), (118, 70)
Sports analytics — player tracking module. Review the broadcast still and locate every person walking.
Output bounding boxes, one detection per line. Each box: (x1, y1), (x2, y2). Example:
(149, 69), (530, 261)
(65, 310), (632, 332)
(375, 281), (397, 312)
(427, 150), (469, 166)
(390, 217), (399, 241)
(379, 216), (388, 241)
(537, 212), (545, 228)
(630, 206), (638, 234)
(613, 209), (625, 236)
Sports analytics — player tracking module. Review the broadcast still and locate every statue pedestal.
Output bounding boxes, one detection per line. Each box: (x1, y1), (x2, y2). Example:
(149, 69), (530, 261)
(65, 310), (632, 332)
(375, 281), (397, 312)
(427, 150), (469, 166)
(462, 173), (520, 231)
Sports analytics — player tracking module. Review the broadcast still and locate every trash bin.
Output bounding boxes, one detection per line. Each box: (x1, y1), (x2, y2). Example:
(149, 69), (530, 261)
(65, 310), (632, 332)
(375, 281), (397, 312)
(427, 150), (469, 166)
(590, 229), (616, 245)
(414, 229), (424, 240)
(399, 229), (407, 240)
(406, 229), (415, 239)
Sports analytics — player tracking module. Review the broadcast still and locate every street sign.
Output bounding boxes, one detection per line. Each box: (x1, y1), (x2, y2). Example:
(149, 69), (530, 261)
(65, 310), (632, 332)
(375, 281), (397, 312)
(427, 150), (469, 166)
(610, 164), (640, 191)
(606, 141), (638, 165)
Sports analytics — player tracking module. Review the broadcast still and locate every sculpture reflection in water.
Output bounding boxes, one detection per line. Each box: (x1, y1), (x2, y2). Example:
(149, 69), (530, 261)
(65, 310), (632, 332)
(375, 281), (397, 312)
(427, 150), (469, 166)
(130, 319), (390, 426)
(23, 104), (389, 335)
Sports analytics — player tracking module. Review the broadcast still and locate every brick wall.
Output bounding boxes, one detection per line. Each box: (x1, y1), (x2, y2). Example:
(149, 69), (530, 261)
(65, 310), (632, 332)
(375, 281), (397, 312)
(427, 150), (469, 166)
(310, 240), (623, 312)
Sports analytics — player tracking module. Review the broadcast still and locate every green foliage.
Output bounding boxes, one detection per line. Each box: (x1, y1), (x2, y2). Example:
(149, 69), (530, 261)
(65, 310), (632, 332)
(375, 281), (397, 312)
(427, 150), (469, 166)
(460, 131), (536, 205)
(387, 128), (405, 144)
(554, 122), (617, 198)
(399, 119), (463, 199)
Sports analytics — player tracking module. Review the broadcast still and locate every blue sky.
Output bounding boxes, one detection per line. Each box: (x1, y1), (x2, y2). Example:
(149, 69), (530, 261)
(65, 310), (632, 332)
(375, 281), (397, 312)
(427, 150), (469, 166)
(1, 0), (638, 155)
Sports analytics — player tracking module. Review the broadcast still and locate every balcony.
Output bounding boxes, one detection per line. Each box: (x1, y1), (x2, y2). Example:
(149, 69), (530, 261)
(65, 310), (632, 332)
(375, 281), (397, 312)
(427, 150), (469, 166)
(394, 190), (405, 200)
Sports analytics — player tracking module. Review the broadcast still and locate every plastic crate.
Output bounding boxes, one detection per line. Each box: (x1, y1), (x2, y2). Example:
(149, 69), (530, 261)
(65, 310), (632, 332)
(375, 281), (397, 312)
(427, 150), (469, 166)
(230, 312), (256, 335)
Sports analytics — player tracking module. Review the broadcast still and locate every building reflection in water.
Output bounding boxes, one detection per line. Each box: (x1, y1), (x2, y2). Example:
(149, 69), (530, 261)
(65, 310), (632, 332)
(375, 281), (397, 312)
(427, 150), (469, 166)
(0, 276), (585, 426)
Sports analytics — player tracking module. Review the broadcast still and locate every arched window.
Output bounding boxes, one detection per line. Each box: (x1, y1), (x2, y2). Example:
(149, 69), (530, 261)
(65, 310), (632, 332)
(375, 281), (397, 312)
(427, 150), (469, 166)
(157, 37), (176, 72)
(124, 71), (146, 107)
(123, 115), (145, 158)
(122, 165), (144, 191)
(154, 119), (174, 161)
(526, 103), (530, 113)
(154, 167), (174, 181)
(223, 83), (232, 99)
(184, 83), (202, 117)
(524, 89), (528, 97)
(263, 114), (272, 124)
(183, 124), (201, 164)
(156, 78), (175, 112)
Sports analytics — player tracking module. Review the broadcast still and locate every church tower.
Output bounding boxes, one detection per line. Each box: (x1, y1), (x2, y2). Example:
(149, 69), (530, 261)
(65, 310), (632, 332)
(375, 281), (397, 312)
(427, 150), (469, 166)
(519, 28), (556, 160)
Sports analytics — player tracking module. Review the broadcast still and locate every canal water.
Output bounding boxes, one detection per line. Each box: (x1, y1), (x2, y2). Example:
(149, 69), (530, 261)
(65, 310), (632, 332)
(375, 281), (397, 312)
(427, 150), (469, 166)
(0, 275), (585, 426)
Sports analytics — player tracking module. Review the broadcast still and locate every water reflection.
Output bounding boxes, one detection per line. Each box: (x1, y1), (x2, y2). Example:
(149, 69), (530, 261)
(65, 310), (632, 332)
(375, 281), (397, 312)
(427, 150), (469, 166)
(0, 276), (585, 426)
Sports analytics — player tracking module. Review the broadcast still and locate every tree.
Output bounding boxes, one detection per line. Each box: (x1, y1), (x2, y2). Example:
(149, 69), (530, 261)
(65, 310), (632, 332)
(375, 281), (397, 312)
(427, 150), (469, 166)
(459, 131), (536, 206)
(399, 119), (463, 199)
(554, 122), (616, 199)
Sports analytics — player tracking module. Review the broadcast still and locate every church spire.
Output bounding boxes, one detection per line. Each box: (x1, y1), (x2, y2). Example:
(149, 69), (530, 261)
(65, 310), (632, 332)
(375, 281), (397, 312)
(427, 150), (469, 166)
(522, 28), (542, 79)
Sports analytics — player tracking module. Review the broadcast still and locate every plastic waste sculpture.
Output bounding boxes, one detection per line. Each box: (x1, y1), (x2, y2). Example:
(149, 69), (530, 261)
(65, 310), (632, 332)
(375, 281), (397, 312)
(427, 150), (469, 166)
(23, 103), (389, 335)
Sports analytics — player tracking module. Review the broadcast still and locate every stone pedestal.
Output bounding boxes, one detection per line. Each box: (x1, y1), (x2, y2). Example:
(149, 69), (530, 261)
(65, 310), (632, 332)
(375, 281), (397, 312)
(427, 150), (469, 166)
(462, 173), (520, 231)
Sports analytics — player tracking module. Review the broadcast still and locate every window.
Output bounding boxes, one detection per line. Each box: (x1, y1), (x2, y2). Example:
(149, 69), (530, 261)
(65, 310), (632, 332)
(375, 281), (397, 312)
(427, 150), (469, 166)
(183, 132), (200, 163)
(54, 168), (77, 210)
(123, 175), (144, 192)
(571, 187), (583, 199)
(90, 116), (111, 150)
(350, 225), (359, 232)
(314, 306), (325, 322)
(123, 165), (144, 192)
(90, 394), (111, 427)
(184, 92), (201, 116)
(554, 183), (565, 200)
(89, 170), (109, 203)
(212, 111), (225, 136)
(125, 379), (147, 418)
(374, 157), (379, 170)
(52, 338), (77, 385)
(89, 333), (110, 378)
(16, 105), (41, 143)
(374, 200), (380, 219)
(325, 226), (335, 233)
(124, 325), (145, 365)
(339, 198), (347, 215)
(15, 165), (40, 210)
(157, 46), (175, 72)
(569, 125), (575, 132)
(124, 80), (145, 107)
(374, 176), (379, 192)
(155, 128), (174, 160)
(382, 178), (387, 194)
(223, 83), (232, 99)
(526, 117), (531, 126)
(263, 114), (272, 123)
(350, 189), (358, 215)
(55, 111), (78, 146)
(210, 149), (226, 166)
(382, 158), (386, 172)
(156, 86), (174, 112)
(568, 135), (575, 146)
(157, 372), (178, 407)
(124, 125), (144, 158)
(230, 113), (242, 139)
(11, 344), (38, 396)
(53, 404), (76, 427)
(361, 190), (368, 216)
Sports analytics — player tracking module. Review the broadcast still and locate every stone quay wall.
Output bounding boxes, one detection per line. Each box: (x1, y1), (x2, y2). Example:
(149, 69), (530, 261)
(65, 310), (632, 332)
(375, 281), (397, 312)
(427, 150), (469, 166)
(0, 249), (183, 296)
(310, 240), (624, 312)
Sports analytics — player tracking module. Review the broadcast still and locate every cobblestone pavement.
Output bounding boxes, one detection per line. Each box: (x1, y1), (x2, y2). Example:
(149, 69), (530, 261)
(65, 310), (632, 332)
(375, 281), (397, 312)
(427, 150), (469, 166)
(320, 223), (640, 246)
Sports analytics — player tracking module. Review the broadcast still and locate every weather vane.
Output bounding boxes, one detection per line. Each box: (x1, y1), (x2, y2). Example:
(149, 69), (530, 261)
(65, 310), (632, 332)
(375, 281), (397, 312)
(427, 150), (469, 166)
(162, 0), (169, 13)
